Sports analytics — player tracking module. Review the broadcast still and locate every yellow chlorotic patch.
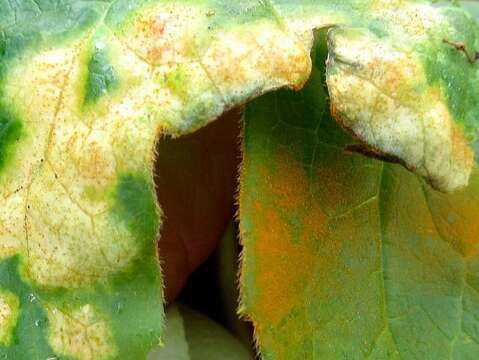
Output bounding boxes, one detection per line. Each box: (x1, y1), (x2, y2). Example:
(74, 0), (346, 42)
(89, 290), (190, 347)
(0, 2), (316, 288)
(0, 38), (151, 286)
(47, 304), (117, 360)
(371, 2), (449, 38)
(0, 290), (19, 346)
(116, 3), (313, 131)
(200, 20), (312, 106)
(244, 151), (327, 326)
(326, 27), (473, 193)
(120, 3), (207, 66)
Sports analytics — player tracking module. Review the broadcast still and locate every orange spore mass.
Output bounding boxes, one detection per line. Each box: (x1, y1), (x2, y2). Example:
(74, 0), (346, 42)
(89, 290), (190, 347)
(249, 151), (327, 326)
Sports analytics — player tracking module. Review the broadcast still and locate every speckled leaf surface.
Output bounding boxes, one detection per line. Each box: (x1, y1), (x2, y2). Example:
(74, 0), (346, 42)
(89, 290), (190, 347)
(0, 0), (478, 359)
(324, 2), (479, 192)
(0, 0), (311, 358)
(239, 32), (479, 359)
(0, 0), (317, 357)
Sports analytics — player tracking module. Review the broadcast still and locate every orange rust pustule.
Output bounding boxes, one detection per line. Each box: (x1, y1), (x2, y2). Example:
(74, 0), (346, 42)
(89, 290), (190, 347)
(451, 124), (474, 175)
(126, 5), (199, 66)
(248, 151), (327, 326)
(425, 171), (479, 258)
(454, 202), (479, 258)
(256, 157), (309, 210)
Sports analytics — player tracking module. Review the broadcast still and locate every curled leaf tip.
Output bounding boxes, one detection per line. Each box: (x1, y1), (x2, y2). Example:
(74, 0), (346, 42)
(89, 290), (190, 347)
(326, 27), (474, 193)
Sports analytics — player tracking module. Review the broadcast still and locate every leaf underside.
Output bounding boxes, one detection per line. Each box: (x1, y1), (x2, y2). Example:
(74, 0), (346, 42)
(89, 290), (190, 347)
(0, 0), (477, 359)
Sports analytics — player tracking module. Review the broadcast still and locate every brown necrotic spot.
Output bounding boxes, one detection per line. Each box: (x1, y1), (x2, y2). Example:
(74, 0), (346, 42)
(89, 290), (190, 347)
(443, 38), (479, 64)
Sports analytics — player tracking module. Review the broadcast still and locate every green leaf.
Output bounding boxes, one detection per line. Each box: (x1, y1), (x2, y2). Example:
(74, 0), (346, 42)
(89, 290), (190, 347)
(84, 41), (119, 106)
(1, 0), (478, 358)
(239, 30), (479, 359)
(148, 304), (251, 360)
(462, 1), (479, 20)
(0, 1), (312, 358)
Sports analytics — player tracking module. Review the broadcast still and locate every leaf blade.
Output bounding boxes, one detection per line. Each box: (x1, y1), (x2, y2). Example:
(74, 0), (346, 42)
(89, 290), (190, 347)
(239, 30), (479, 359)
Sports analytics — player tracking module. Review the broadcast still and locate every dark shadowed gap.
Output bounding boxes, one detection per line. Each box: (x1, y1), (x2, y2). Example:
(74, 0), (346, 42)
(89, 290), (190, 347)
(177, 221), (256, 356)
(154, 108), (242, 304)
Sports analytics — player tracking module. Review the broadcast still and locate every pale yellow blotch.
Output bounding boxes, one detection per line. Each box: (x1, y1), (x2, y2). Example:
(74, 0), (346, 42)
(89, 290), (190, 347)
(0, 290), (19, 346)
(120, 4), (313, 130)
(48, 304), (117, 360)
(0, 3), (315, 288)
(0, 47), (80, 260)
(1, 42), (141, 287)
(326, 27), (473, 192)
(200, 20), (312, 106)
(120, 3), (207, 66)
(371, 2), (450, 39)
